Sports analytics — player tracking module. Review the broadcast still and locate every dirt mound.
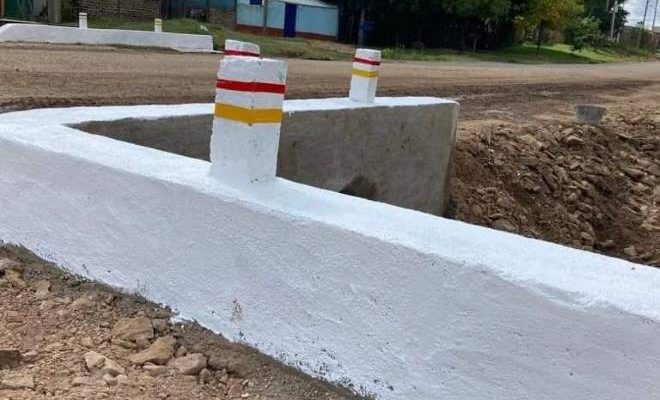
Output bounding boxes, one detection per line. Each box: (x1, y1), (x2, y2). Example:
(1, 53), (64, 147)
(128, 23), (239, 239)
(450, 107), (659, 266)
(0, 247), (364, 400)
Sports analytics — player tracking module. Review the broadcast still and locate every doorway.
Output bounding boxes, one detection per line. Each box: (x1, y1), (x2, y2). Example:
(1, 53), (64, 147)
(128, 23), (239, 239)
(283, 3), (297, 38)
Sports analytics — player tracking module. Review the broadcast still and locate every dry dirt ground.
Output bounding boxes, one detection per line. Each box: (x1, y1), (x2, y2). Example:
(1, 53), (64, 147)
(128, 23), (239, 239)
(0, 249), (365, 400)
(0, 43), (658, 399)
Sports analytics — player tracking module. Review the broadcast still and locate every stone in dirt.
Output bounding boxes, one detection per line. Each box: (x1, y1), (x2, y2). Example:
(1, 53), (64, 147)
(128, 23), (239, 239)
(80, 337), (95, 348)
(69, 296), (96, 312)
(0, 373), (35, 390)
(624, 246), (638, 257)
(168, 353), (207, 376)
(227, 379), (244, 398)
(143, 363), (168, 377)
(72, 376), (104, 387)
(129, 336), (176, 366)
(0, 349), (22, 369)
(0, 258), (20, 274)
(491, 218), (517, 233)
(22, 350), (38, 363)
(5, 311), (21, 323)
(33, 280), (51, 299)
(151, 318), (169, 334)
(84, 351), (125, 377)
(112, 316), (154, 342)
(199, 368), (213, 384)
(3, 269), (26, 288)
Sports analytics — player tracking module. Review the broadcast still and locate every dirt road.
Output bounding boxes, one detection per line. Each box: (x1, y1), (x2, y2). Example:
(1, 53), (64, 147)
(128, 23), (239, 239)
(1, 43), (658, 120)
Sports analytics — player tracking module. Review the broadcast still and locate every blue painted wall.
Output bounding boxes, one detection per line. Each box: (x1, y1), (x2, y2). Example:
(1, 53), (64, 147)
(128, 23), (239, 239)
(237, 0), (284, 29)
(236, 0), (337, 38)
(295, 4), (337, 37)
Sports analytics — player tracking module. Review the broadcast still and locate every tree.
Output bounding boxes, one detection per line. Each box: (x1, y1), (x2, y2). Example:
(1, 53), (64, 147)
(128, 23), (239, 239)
(583, 0), (628, 38)
(521, 0), (584, 52)
(443, 0), (511, 49)
(565, 16), (602, 51)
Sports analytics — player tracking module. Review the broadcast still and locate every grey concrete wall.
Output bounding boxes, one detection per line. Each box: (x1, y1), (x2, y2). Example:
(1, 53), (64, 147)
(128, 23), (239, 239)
(77, 101), (458, 215)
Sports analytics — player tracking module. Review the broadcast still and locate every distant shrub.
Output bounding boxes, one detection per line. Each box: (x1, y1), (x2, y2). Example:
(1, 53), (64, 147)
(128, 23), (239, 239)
(565, 17), (602, 52)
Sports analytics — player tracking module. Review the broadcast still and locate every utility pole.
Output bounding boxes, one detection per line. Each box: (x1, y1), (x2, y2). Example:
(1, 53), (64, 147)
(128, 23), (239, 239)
(638, 0), (651, 47)
(652, 0), (659, 31)
(609, 0), (618, 41)
(262, 0), (269, 34)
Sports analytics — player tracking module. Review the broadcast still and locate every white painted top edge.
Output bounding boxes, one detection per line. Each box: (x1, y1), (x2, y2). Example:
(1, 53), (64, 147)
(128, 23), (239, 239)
(225, 39), (261, 55)
(0, 23), (211, 41)
(355, 48), (382, 61)
(0, 24), (213, 51)
(0, 97), (456, 127)
(1, 102), (659, 324)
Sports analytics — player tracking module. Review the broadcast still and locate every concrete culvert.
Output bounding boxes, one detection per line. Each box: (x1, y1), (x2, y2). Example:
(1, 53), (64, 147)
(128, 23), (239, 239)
(576, 104), (607, 125)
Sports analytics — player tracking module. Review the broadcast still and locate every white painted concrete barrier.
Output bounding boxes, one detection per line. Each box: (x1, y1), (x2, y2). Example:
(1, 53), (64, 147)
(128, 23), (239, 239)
(0, 23), (213, 52)
(350, 49), (381, 104)
(154, 18), (163, 33)
(1, 105), (660, 400)
(224, 39), (260, 57)
(78, 12), (88, 30)
(211, 56), (287, 182)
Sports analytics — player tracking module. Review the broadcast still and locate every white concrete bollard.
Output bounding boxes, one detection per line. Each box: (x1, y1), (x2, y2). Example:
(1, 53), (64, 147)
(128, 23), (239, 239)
(154, 18), (163, 33)
(210, 56), (287, 183)
(78, 12), (88, 29)
(349, 48), (382, 104)
(223, 39), (261, 57)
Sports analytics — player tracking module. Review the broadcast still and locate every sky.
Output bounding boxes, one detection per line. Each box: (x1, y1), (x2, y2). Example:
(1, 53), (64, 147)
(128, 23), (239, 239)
(625, 0), (659, 27)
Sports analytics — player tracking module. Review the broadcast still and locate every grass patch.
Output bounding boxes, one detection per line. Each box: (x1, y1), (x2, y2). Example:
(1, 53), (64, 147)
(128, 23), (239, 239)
(70, 18), (658, 64)
(382, 42), (656, 64)
(85, 17), (354, 60)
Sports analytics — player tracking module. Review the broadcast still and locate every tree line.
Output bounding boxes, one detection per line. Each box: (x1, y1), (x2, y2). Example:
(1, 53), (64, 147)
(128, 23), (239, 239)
(326, 0), (629, 50)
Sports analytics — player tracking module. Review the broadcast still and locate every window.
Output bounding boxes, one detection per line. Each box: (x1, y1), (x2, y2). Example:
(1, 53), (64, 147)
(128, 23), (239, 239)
(249, 0), (263, 5)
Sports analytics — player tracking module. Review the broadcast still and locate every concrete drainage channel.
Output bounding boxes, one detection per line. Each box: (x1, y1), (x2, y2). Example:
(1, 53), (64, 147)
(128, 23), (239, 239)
(75, 97), (457, 215)
(2, 42), (660, 399)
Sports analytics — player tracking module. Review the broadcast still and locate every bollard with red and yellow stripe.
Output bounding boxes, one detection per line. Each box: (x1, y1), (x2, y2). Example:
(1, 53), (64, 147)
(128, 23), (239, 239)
(210, 56), (287, 183)
(349, 49), (382, 104)
(223, 39), (261, 58)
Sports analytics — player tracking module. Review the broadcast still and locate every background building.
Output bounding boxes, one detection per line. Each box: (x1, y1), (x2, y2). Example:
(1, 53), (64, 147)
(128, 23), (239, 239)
(236, 0), (337, 41)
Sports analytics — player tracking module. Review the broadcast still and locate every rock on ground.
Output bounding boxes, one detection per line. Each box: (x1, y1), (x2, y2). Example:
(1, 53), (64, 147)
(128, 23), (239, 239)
(128, 336), (176, 366)
(112, 316), (154, 342)
(0, 373), (34, 390)
(169, 353), (208, 376)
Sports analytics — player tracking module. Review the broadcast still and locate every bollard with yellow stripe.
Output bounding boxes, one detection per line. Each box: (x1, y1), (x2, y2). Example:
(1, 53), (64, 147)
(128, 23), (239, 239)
(210, 56), (287, 183)
(349, 48), (382, 104)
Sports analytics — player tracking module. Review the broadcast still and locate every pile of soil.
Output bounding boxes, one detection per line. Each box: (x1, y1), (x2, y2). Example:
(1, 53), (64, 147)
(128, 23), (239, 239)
(0, 248), (364, 400)
(450, 107), (659, 266)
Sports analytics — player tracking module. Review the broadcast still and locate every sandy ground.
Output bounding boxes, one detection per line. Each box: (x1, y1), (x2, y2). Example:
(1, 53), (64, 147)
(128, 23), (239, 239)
(1, 43), (659, 121)
(0, 43), (658, 399)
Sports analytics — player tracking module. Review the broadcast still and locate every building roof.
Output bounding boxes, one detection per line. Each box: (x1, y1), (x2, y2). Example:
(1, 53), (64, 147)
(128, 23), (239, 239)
(275, 0), (336, 9)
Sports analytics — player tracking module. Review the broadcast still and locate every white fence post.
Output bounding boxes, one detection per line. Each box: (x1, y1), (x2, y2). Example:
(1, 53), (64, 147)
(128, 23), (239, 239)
(349, 48), (382, 104)
(78, 12), (88, 29)
(154, 18), (163, 33)
(223, 39), (261, 57)
(210, 56), (287, 183)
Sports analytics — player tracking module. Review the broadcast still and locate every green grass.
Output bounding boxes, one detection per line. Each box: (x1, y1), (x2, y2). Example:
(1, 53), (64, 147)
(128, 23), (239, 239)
(382, 42), (656, 64)
(85, 17), (354, 60)
(79, 18), (656, 64)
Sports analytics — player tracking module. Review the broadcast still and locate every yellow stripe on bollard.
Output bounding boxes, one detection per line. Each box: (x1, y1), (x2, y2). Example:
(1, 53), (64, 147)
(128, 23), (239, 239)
(214, 103), (283, 124)
(352, 69), (379, 78)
